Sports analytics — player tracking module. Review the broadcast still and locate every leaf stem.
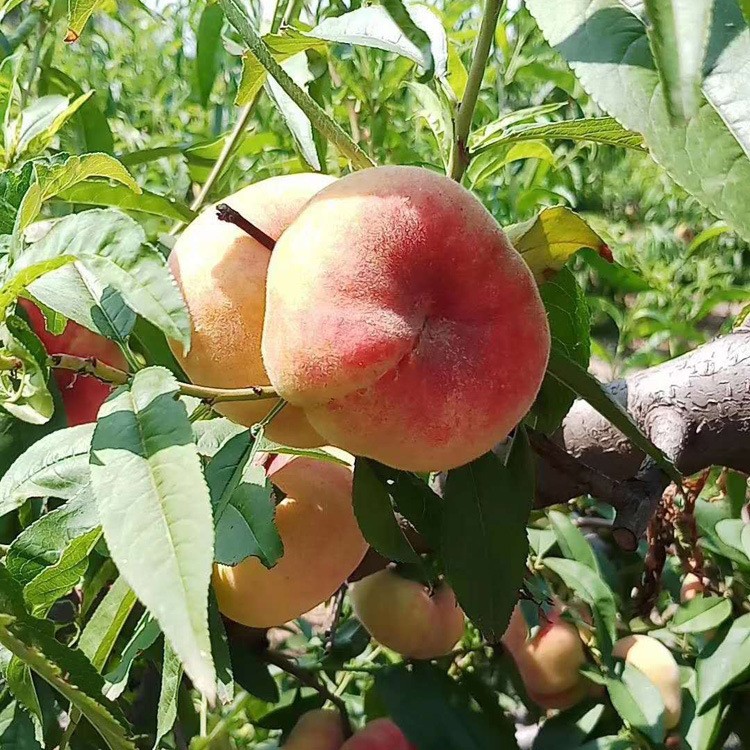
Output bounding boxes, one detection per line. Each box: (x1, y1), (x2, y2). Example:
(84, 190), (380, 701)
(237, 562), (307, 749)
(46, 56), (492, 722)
(448, 0), (503, 182)
(49, 354), (278, 404)
(218, 0), (374, 171)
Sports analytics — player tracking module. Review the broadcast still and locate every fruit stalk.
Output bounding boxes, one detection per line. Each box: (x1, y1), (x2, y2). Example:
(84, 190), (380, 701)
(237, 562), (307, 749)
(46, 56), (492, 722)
(50, 354), (278, 403)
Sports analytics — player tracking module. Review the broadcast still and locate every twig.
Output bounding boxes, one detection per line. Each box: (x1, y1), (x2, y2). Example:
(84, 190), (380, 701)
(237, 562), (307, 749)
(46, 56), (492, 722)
(216, 203), (276, 251)
(49, 354), (278, 404)
(262, 650), (352, 738)
(218, 0), (374, 171)
(325, 585), (348, 652)
(448, 0), (503, 181)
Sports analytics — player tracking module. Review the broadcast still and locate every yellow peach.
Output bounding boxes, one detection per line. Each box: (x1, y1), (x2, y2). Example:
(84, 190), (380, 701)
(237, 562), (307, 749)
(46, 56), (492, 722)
(169, 173), (335, 447)
(213, 454), (368, 627)
(349, 569), (465, 660)
(283, 709), (345, 750)
(613, 634), (682, 729)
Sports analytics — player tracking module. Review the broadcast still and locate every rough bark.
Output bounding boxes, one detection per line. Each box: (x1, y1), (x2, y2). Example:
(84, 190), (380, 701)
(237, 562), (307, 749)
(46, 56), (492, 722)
(538, 328), (750, 503)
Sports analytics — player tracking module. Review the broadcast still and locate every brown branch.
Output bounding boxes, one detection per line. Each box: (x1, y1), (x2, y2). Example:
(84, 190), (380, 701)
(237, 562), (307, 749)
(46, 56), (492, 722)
(50, 354), (278, 404)
(261, 650), (352, 738)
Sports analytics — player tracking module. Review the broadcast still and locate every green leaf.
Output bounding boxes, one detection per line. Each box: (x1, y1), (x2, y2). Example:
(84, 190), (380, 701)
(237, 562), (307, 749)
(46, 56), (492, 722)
(0, 256), (73, 320)
(526, 0), (750, 242)
(5, 658), (43, 744)
(442, 432), (534, 642)
(605, 663), (665, 743)
(27, 262), (136, 344)
(543, 557), (617, 644)
(89, 366), (216, 700)
(0, 163), (32, 235)
(531, 266), (590, 433)
(208, 593), (233, 705)
(547, 510), (599, 572)
(0, 423), (94, 518)
(23, 526), (101, 614)
(103, 613), (161, 700)
(153, 639), (182, 750)
(369, 462), (442, 551)
(0, 614), (133, 750)
(15, 153), (140, 235)
(196, 3), (225, 107)
(352, 458), (420, 564)
(11, 93), (92, 162)
(406, 81), (453, 169)
(383, 0), (435, 78)
(375, 662), (518, 749)
(670, 596), (732, 634)
(11, 209), (190, 351)
(0, 701), (41, 749)
(527, 527), (557, 560)
(57, 182), (195, 222)
(311, 5), (446, 77)
(264, 53), (322, 171)
(644, 0), (712, 122)
(546, 349), (681, 483)
(577, 247), (653, 293)
(533, 703), (605, 750)
(467, 141), (556, 189)
(7, 495), (98, 589)
(193, 417), (244, 457)
(742, 0), (750, 25)
(507, 206), (609, 284)
(205, 430), (282, 567)
(696, 612), (750, 710)
(229, 641), (279, 703)
(681, 667), (728, 750)
(0, 314), (55, 425)
(473, 117), (645, 153)
(66, 0), (108, 42)
(78, 576), (137, 671)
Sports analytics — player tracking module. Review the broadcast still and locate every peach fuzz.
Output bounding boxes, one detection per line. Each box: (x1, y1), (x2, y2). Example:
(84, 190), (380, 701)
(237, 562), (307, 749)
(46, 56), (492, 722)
(349, 569), (465, 659)
(502, 604), (588, 710)
(20, 299), (127, 426)
(213, 454), (367, 628)
(613, 634), (682, 729)
(262, 165), (550, 472)
(168, 173), (336, 447)
(340, 719), (415, 750)
(283, 709), (345, 750)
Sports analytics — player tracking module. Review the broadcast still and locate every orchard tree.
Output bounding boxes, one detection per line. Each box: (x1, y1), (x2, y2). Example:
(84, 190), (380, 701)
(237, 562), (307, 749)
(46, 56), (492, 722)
(0, 0), (747, 748)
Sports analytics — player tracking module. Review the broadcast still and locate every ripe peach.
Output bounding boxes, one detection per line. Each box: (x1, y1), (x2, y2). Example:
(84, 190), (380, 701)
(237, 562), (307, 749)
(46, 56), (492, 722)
(680, 573), (705, 603)
(20, 299), (127, 425)
(213, 454), (367, 627)
(169, 173), (336, 447)
(262, 165), (550, 471)
(613, 634), (682, 729)
(340, 719), (415, 750)
(349, 569), (464, 659)
(283, 709), (345, 750)
(503, 604), (588, 710)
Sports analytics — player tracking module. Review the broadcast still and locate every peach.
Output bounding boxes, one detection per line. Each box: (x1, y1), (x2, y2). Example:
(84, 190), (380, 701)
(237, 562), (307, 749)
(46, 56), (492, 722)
(503, 604), (588, 710)
(262, 166), (550, 471)
(283, 709), (345, 750)
(680, 573), (705, 603)
(613, 635), (682, 729)
(20, 299), (127, 425)
(340, 719), (415, 750)
(169, 173), (336, 447)
(349, 569), (464, 659)
(213, 454), (367, 627)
